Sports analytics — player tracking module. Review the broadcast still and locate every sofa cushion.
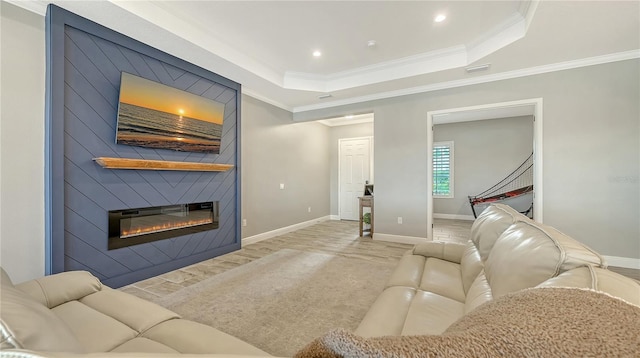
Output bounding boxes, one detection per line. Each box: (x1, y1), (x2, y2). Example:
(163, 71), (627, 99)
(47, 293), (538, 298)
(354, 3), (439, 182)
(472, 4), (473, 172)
(141, 319), (271, 355)
(355, 286), (465, 338)
(355, 286), (415, 337)
(537, 266), (640, 306)
(79, 288), (179, 333)
(463, 271), (492, 313)
(485, 221), (605, 298)
(459, 241), (482, 294)
(412, 241), (466, 263)
(400, 291), (464, 335)
(470, 203), (526, 261)
(0, 269), (83, 352)
(52, 300), (138, 352)
(110, 337), (179, 353)
(418, 258), (465, 302)
(384, 251), (425, 289)
(16, 271), (101, 308)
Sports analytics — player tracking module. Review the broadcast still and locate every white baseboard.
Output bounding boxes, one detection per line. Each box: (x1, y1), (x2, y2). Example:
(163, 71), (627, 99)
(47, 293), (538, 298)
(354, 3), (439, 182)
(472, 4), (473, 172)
(242, 216), (331, 246)
(373, 233), (428, 245)
(433, 213), (476, 221)
(603, 255), (640, 269)
(329, 215), (340, 220)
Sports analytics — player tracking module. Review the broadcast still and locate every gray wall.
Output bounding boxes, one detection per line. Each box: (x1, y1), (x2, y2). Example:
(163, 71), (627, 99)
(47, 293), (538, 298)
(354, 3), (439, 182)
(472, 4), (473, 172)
(0, 2), (46, 283)
(241, 95), (330, 238)
(328, 122), (374, 216)
(294, 60), (640, 259)
(433, 116), (534, 217)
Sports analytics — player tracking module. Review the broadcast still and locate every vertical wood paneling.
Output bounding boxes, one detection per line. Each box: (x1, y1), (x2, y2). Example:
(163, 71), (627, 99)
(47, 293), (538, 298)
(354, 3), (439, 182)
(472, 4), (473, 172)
(54, 19), (240, 287)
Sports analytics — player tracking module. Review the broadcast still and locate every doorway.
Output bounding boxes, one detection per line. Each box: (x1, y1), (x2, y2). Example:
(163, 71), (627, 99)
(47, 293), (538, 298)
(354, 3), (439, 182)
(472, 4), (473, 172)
(338, 137), (373, 220)
(426, 98), (543, 240)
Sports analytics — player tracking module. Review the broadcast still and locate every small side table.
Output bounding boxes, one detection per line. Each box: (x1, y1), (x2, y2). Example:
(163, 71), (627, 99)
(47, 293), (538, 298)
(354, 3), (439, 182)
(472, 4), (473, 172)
(358, 196), (374, 237)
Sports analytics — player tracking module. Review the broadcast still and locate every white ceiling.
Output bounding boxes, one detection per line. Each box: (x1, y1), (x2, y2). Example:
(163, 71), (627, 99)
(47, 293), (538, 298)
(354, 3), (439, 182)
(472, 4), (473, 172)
(9, 0), (640, 114)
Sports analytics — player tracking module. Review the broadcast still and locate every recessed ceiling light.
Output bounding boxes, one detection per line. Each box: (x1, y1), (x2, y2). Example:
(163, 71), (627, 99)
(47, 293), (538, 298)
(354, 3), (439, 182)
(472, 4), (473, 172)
(346, 115), (354, 119)
(367, 40), (377, 47)
(312, 50), (322, 57)
(434, 14), (446, 23)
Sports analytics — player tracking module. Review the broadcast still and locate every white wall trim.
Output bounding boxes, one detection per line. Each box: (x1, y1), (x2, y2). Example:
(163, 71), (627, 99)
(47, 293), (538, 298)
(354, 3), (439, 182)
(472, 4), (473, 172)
(373, 233), (427, 245)
(242, 216), (331, 246)
(433, 213), (476, 221)
(329, 215), (340, 220)
(603, 255), (640, 269)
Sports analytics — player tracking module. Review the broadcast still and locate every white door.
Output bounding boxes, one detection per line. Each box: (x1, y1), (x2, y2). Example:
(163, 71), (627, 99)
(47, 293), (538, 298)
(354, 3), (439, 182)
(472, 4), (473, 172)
(339, 137), (372, 221)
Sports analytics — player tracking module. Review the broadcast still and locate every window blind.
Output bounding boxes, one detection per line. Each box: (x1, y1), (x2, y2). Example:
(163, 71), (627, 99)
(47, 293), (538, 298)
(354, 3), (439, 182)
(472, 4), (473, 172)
(433, 142), (453, 197)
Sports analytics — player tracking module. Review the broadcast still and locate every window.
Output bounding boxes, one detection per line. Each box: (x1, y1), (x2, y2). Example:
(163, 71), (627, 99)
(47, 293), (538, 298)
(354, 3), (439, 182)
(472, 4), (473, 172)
(433, 141), (454, 198)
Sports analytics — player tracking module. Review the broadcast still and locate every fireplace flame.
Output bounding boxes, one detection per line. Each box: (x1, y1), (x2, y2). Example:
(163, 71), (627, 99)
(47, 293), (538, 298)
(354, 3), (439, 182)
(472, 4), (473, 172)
(121, 217), (213, 238)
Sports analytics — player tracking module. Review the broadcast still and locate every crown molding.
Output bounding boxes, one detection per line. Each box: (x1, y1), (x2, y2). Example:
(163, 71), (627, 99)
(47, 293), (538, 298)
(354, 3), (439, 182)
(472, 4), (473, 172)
(284, 11), (535, 93)
(292, 49), (640, 113)
(284, 45), (468, 93)
(241, 88), (292, 112)
(317, 113), (374, 127)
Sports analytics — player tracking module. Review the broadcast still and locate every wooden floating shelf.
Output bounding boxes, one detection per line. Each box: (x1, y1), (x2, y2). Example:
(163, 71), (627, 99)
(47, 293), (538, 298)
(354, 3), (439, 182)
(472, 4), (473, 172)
(93, 157), (234, 172)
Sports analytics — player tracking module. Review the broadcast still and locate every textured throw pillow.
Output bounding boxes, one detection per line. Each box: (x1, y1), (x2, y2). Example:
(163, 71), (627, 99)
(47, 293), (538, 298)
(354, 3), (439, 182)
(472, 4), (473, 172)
(0, 282), (83, 352)
(295, 287), (640, 358)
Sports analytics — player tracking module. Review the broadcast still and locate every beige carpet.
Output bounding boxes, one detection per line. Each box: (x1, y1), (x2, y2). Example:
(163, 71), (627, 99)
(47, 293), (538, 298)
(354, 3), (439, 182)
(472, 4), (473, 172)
(153, 248), (395, 356)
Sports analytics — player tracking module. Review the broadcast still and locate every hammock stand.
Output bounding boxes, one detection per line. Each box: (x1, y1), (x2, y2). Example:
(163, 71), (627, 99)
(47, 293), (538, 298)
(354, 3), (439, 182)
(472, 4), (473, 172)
(468, 152), (534, 218)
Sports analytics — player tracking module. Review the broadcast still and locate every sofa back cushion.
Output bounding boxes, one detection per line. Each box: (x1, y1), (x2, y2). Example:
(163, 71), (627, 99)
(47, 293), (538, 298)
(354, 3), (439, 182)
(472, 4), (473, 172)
(0, 268), (83, 352)
(469, 204), (527, 262)
(464, 270), (493, 313)
(459, 241), (483, 294)
(485, 221), (605, 298)
(537, 266), (640, 306)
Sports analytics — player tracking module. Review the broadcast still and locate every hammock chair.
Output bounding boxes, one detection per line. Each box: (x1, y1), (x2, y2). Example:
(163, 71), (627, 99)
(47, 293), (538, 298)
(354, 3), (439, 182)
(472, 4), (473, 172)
(468, 152), (534, 218)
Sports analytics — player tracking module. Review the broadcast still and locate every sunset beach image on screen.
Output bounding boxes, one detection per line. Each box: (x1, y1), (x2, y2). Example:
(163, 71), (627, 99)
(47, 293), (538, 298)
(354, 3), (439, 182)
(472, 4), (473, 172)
(116, 72), (225, 153)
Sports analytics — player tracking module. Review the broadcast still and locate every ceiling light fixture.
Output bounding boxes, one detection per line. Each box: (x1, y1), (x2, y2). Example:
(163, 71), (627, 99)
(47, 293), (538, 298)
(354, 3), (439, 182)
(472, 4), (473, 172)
(434, 14), (446, 23)
(346, 115), (354, 119)
(367, 40), (377, 47)
(465, 63), (491, 73)
(312, 50), (322, 57)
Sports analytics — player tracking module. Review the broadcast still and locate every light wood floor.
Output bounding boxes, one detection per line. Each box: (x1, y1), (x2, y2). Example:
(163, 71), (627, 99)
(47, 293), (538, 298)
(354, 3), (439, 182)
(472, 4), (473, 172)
(122, 218), (638, 299)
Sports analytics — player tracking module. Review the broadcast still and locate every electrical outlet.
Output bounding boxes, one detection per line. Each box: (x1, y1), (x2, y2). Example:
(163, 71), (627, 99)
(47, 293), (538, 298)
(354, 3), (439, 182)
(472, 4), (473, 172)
(397, 217), (403, 224)
(308, 206), (311, 213)
(242, 219), (247, 227)
(279, 183), (285, 190)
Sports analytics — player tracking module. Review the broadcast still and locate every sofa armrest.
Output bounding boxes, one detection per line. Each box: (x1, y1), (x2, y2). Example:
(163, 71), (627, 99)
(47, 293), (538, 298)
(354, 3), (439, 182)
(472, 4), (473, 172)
(412, 241), (467, 264)
(15, 271), (102, 308)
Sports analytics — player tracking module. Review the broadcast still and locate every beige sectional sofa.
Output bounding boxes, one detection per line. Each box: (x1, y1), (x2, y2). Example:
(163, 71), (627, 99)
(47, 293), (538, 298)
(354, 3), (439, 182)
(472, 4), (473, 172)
(2, 203), (638, 357)
(0, 268), (270, 357)
(355, 203), (640, 337)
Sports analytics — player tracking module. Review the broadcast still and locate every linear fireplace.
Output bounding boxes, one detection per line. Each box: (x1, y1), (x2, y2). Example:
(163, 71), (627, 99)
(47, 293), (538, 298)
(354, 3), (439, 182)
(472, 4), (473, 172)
(108, 201), (219, 250)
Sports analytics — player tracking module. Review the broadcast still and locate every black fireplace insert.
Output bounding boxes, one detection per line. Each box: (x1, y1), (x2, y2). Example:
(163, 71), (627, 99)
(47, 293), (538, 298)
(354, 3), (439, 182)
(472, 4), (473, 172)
(108, 201), (219, 250)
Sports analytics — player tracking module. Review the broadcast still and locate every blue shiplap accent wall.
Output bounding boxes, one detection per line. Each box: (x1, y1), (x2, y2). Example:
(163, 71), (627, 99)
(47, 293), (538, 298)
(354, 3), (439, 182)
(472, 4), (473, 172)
(46, 5), (241, 287)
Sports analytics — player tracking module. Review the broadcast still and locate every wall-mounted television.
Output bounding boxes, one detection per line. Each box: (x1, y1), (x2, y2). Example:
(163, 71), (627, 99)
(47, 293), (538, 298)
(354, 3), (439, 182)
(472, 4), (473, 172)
(116, 72), (225, 153)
